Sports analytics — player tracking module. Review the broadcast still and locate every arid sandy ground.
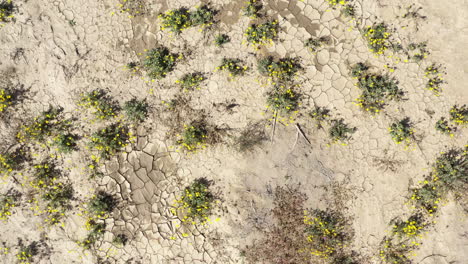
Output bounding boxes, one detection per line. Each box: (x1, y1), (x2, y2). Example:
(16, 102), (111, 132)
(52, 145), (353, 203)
(0, 0), (467, 263)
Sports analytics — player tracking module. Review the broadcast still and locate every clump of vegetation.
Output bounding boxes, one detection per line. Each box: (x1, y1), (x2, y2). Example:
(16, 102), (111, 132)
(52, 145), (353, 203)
(242, 0), (262, 18)
(176, 72), (206, 91)
(266, 85), (300, 114)
(353, 64), (403, 114)
(81, 220), (106, 249)
(326, 0), (349, 6)
(309, 106), (330, 128)
(17, 106), (71, 143)
(214, 33), (230, 47)
(113, 234), (128, 246)
(123, 98), (149, 122)
(0, 148), (26, 177)
(0, 194), (17, 221)
(190, 4), (217, 28)
(16, 243), (37, 264)
(304, 209), (352, 258)
(432, 149), (468, 191)
(53, 133), (79, 153)
(410, 181), (441, 215)
(217, 58), (248, 77)
(89, 123), (130, 159)
(304, 36), (329, 52)
(329, 119), (356, 145)
(42, 183), (73, 225)
(177, 123), (207, 152)
(175, 178), (215, 224)
(342, 4), (355, 17)
(449, 104), (468, 125)
(257, 56), (301, 82)
(89, 191), (116, 216)
(159, 8), (191, 34)
(118, 0), (147, 18)
(424, 64), (444, 96)
(79, 89), (120, 120)
(389, 118), (413, 145)
(435, 117), (455, 136)
(0, 87), (14, 113)
(391, 213), (428, 239)
(0, 0), (14, 23)
(362, 23), (391, 55)
(143, 46), (178, 79)
(349, 62), (369, 78)
(236, 122), (267, 152)
(245, 20), (279, 46)
(407, 42), (429, 62)
(31, 160), (61, 189)
(379, 238), (413, 264)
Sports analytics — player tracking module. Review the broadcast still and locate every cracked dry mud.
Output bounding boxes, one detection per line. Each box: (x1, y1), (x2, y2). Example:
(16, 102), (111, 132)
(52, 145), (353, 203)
(0, 0), (467, 263)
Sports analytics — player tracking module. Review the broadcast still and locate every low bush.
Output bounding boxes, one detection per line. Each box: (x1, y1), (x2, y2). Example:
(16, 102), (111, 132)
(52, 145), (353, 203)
(143, 46), (178, 79)
(257, 56), (301, 82)
(78, 89), (120, 120)
(53, 133), (79, 153)
(0, 0), (14, 23)
(0, 194), (17, 221)
(177, 123), (207, 152)
(379, 238), (413, 264)
(329, 119), (356, 144)
(342, 4), (355, 17)
(17, 106), (71, 142)
(217, 58), (248, 77)
(362, 23), (391, 55)
(176, 178), (214, 224)
(245, 20), (279, 46)
(112, 234), (128, 246)
(31, 160), (61, 189)
(266, 85), (299, 114)
(176, 72), (206, 91)
(435, 117), (455, 136)
(449, 104), (468, 125)
(309, 106), (330, 129)
(89, 191), (116, 216)
(159, 8), (191, 34)
(389, 118), (413, 145)
(349, 62), (369, 78)
(214, 34), (230, 47)
(89, 123), (130, 159)
(81, 220), (106, 249)
(242, 0), (262, 18)
(190, 4), (217, 28)
(123, 98), (149, 122)
(391, 213), (428, 239)
(304, 36), (329, 52)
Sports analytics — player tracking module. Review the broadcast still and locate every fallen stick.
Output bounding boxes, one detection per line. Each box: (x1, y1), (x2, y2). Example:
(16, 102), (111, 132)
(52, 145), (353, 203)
(295, 123), (311, 145)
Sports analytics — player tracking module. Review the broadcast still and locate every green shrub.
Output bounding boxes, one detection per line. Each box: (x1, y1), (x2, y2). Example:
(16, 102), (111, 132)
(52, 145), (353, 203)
(53, 133), (79, 153)
(190, 4), (217, 28)
(79, 89), (120, 119)
(217, 58), (248, 77)
(113, 234), (128, 246)
(304, 36), (329, 52)
(0, 194), (17, 220)
(245, 20), (279, 46)
(16, 243), (37, 263)
(242, 0), (262, 18)
(266, 85), (299, 114)
(81, 220), (106, 249)
(176, 178), (214, 224)
(143, 47), (177, 79)
(362, 23), (391, 54)
(342, 4), (355, 17)
(424, 64), (444, 96)
(123, 98), (149, 122)
(435, 117), (455, 136)
(159, 8), (191, 34)
(0, 0), (14, 23)
(214, 34), (230, 47)
(329, 119), (355, 144)
(257, 56), (301, 82)
(432, 149), (468, 190)
(176, 72), (206, 90)
(449, 104), (468, 125)
(177, 123), (207, 152)
(410, 181), (441, 214)
(43, 183), (73, 210)
(379, 238), (413, 264)
(17, 106), (71, 142)
(391, 213), (428, 239)
(355, 72), (403, 114)
(89, 191), (116, 215)
(0, 148), (27, 176)
(32, 160), (61, 188)
(389, 118), (413, 145)
(309, 106), (330, 128)
(408, 42), (429, 62)
(350, 62), (369, 78)
(89, 123), (130, 159)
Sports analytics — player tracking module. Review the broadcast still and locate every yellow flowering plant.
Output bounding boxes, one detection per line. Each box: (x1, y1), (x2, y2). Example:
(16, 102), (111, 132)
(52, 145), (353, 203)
(78, 89), (120, 120)
(0, 0), (14, 24)
(245, 20), (279, 47)
(89, 123), (130, 159)
(174, 178), (215, 225)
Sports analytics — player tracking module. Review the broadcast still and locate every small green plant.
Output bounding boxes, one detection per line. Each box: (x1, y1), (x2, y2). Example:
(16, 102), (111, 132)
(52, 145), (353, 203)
(266, 85), (299, 114)
(391, 213), (428, 239)
(304, 36), (329, 52)
(0, 87), (13, 113)
(79, 89), (120, 119)
(349, 62), (369, 78)
(242, 0), (262, 18)
(17, 106), (71, 143)
(53, 133), (79, 153)
(245, 20), (279, 46)
(217, 58), (248, 77)
(143, 46), (178, 79)
(304, 209), (352, 258)
(112, 234), (128, 246)
(214, 34), (230, 47)
(176, 178), (214, 224)
(432, 149), (468, 190)
(0, 0), (14, 23)
(257, 56), (301, 82)
(190, 4), (217, 28)
(329, 119), (355, 145)
(362, 23), (391, 55)
(118, 0), (147, 17)
(177, 123), (207, 152)
(309, 106), (330, 128)
(407, 42), (429, 62)
(0, 194), (17, 221)
(326, 0), (349, 6)
(435, 117), (455, 136)
(89, 123), (130, 159)
(449, 104), (468, 125)
(424, 64), (444, 95)
(81, 220), (106, 249)
(16, 243), (36, 264)
(159, 7), (191, 34)
(379, 238), (413, 264)
(176, 72), (206, 91)
(42, 183), (73, 225)
(0, 148), (26, 177)
(123, 98), (149, 122)
(31, 160), (61, 189)
(89, 191), (116, 216)
(332, 252), (360, 264)
(410, 181), (441, 214)
(389, 118), (413, 145)
(342, 4), (355, 17)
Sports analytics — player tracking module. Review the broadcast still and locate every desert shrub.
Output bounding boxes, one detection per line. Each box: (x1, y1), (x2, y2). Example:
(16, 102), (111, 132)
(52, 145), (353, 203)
(89, 123), (130, 159)
(177, 123), (207, 152)
(327, 0), (349, 6)
(118, 0), (147, 17)
(79, 89), (120, 119)
(389, 118), (413, 145)
(42, 183), (73, 225)
(190, 4), (217, 28)
(89, 191), (116, 216)
(242, 0), (262, 18)
(432, 149), (468, 190)
(217, 58), (248, 77)
(355, 72), (403, 114)
(266, 85), (299, 114)
(0, 0), (14, 23)
(236, 122), (267, 152)
(304, 36), (329, 52)
(304, 209), (352, 258)
(408, 42), (429, 62)
(332, 252), (361, 264)
(245, 20), (279, 46)
(379, 238), (413, 264)
(81, 220), (106, 249)
(0, 87), (13, 113)
(410, 181), (441, 214)
(257, 56), (301, 82)
(159, 8), (191, 34)
(449, 104), (468, 125)
(342, 4), (355, 17)
(362, 23), (391, 54)
(349, 62), (369, 78)
(143, 47), (177, 79)
(309, 106), (330, 128)
(16, 243), (37, 264)
(53, 133), (79, 153)
(123, 98), (149, 122)
(17, 106), (71, 142)
(112, 234), (128, 246)
(214, 34), (230, 46)
(176, 178), (214, 224)
(424, 64), (443, 95)
(176, 72), (206, 91)
(435, 117), (455, 136)
(31, 160), (61, 189)
(329, 119), (355, 144)
(0, 148), (27, 176)
(391, 213), (428, 239)
(0, 194), (17, 221)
